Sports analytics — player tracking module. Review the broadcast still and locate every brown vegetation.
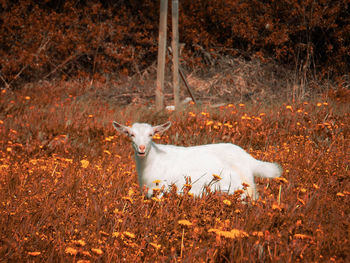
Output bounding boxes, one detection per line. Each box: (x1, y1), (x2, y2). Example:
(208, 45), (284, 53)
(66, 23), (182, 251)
(0, 0), (349, 89)
(0, 1), (349, 262)
(0, 82), (349, 262)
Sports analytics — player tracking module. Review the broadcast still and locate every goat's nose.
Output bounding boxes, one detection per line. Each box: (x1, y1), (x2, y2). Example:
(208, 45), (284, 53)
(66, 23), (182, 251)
(139, 145), (146, 152)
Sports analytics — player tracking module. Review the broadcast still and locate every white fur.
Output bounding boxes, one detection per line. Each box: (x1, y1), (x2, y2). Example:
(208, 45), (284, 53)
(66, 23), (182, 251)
(113, 121), (282, 199)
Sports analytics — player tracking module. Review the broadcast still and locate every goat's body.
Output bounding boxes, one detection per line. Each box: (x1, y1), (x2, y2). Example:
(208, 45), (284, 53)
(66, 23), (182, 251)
(136, 142), (280, 199)
(113, 121), (282, 199)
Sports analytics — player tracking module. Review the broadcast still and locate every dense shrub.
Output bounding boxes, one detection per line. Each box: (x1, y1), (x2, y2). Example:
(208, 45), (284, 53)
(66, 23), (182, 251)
(0, 0), (349, 87)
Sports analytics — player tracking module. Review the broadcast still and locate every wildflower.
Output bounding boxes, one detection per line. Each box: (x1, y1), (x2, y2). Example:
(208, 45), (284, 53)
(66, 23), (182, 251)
(122, 196), (133, 202)
(65, 247), (78, 255)
(223, 199), (231, 206)
(336, 192), (345, 197)
(252, 231), (264, 237)
(123, 231), (135, 239)
(212, 174), (222, 180)
(112, 232), (120, 238)
(103, 150), (111, 155)
(208, 228), (248, 239)
(151, 197), (161, 202)
(28, 251), (41, 256)
(152, 179), (161, 184)
(81, 159), (89, 168)
(206, 120), (214, 126)
(25, 96), (31, 100)
(178, 219), (193, 227)
(272, 204), (282, 211)
(294, 234), (312, 240)
(300, 188), (307, 193)
(150, 242), (161, 249)
(91, 248), (103, 255)
(274, 177), (288, 184)
(72, 239), (86, 246)
(88, 114), (93, 118)
(316, 102), (322, 107)
(153, 134), (161, 140)
(286, 105), (293, 111)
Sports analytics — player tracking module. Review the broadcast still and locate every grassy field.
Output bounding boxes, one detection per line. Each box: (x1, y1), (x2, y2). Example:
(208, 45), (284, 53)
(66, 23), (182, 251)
(0, 81), (349, 262)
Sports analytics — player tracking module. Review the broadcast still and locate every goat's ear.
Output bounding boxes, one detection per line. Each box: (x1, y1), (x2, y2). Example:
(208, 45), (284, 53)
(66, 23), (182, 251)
(112, 121), (130, 136)
(153, 121), (171, 134)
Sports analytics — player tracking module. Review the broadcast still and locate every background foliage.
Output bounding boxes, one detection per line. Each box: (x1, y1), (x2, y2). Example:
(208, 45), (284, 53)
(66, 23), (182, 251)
(0, 0), (349, 87)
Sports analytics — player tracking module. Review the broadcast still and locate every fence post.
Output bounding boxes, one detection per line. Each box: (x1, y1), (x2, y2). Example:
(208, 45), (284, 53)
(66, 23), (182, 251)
(172, 0), (180, 110)
(155, 0), (168, 111)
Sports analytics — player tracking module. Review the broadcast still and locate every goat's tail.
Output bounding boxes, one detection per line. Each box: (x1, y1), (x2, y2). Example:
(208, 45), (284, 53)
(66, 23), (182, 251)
(252, 160), (282, 178)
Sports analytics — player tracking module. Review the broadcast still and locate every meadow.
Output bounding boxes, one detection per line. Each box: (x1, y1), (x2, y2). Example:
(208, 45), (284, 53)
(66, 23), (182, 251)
(0, 81), (349, 262)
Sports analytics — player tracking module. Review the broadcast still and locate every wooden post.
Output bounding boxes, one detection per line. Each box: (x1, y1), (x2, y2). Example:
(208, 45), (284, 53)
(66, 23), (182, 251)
(155, 0), (168, 111)
(172, 0), (180, 110)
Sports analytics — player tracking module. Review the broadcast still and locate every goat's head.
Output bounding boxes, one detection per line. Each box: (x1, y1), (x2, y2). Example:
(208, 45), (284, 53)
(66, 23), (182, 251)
(113, 121), (171, 158)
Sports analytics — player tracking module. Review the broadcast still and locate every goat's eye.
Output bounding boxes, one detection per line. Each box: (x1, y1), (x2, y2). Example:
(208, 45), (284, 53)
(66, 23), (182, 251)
(130, 133), (135, 138)
(149, 133), (153, 137)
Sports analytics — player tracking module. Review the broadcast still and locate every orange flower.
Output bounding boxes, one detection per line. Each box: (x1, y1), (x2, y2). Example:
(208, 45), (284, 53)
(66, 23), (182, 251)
(72, 239), (86, 246)
(65, 247), (78, 255)
(223, 199), (231, 206)
(208, 228), (248, 239)
(178, 219), (193, 227)
(212, 174), (222, 180)
(294, 234), (312, 240)
(28, 251), (41, 256)
(150, 242), (161, 249)
(81, 159), (89, 168)
(123, 231), (135, 239)
(91, 248), (103, 255)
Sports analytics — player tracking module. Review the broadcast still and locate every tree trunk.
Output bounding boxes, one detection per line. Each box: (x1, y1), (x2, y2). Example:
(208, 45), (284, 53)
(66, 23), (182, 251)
(155, 0), (168, 111)
(172, 0), (180, 110)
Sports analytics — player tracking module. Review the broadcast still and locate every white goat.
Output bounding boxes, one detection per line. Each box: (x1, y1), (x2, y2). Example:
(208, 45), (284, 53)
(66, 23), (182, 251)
(113, 121), (282, 199)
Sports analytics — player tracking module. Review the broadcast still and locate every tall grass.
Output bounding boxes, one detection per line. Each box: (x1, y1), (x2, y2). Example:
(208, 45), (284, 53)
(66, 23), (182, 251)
(0, 82), (349, 262)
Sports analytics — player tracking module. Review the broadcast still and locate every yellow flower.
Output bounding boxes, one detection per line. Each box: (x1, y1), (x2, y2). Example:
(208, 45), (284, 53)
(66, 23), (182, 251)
(112, 232), (120, 238)
(212, 174), (222, 180)
(28, 251), (41, 256)
(272, 204), (282, 211)
(150, 242), (161, 249)
(72, 239), (86, 246)
(223, 199), (231, 206)
(152, 179), (161, 184)
(65, 247), (78, 255)
(178, 219), (193, 227)
(81, 159), (89, 168)
(123, 231), (136, 239)
(274, 177), (288, 184)
(208, 228), (248, 239)
(294, 234), (312, 240)
(91, 248), (103, 255)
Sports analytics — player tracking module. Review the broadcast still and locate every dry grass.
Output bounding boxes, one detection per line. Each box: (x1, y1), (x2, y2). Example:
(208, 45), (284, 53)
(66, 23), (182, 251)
(0, 82), (349, 262)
